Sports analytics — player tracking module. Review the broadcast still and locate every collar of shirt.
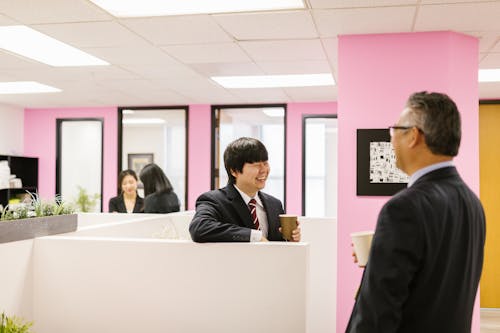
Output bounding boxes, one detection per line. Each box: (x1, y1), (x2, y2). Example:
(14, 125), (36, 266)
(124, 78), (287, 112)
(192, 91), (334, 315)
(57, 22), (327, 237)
(407, 160), (454, 187)
(233, 184), (264, 208)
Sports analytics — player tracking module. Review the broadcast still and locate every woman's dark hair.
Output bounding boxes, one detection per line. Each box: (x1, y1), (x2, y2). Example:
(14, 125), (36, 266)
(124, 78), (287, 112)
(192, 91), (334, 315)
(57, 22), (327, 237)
(118, 169), (138, 193)
(139, 163), (174, 196)
(224, 137), (268, 184)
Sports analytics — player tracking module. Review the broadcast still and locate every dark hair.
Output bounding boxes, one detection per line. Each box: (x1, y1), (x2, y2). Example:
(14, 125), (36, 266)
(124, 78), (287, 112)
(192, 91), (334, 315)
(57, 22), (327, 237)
(224, 137), (268, 184)
(118, 169), (138, 193)
(406, 91), (461, 156)
(139, 163), (174, 196)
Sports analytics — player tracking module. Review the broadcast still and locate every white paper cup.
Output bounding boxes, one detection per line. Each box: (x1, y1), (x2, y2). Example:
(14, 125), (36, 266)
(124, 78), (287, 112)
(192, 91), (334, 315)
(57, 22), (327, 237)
(350, 231), (375, 267)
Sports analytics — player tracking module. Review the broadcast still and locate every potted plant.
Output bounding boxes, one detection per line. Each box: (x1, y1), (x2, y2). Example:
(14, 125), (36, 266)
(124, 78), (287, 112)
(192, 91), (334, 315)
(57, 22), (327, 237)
(0, 312), (33, 333)
(0, 192), (77, 244)
(74, 186), (100, 213)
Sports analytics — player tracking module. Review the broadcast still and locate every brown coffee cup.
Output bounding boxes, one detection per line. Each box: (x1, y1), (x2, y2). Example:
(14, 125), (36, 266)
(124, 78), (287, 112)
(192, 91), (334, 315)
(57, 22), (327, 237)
(279, 214), (298, 241)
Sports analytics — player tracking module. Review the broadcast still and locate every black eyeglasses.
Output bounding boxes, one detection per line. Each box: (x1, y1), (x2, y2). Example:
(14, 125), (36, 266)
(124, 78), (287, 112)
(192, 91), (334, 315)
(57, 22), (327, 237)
(388, 126), (422, 137)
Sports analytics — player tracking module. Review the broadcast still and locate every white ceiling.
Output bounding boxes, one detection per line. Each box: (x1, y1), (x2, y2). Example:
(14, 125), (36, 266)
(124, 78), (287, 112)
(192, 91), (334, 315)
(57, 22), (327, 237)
(0, 0), (499, 108)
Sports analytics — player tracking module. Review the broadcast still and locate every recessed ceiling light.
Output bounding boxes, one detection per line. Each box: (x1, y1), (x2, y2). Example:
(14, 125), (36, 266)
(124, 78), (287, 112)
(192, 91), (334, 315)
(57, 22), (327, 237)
(0, 81), (61, 94)
(479, 69), (500, 82)
(122, 118), (166, 125)
(89, 0), (305, 17)
(211, 74), (335, 88)
(0, 26), (109, 67)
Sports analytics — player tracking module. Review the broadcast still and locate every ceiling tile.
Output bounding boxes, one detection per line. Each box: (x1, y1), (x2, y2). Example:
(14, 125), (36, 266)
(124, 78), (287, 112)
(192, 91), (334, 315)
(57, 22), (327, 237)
(213, 10), (318, 40)
(257, 60), (332, 74)
(83, 45), (179, 66)
(479, 52), (500, 69)
(415, 2), (500, 32)
(33, 21), (147, 48)
(240, 39), (326, 62)
(229, 88), (289, 103)
(161, 43), (251, 63)
(309, 0), (417, 8)
(118, 15), (233, 46)
(0, 13), (18, 25)
(488, 37), (500, 53)
(0, 50), (48, 69)
(313, 6), (415, 37)
(124, 64), (201, 80)
(153, 78), (242, 104)
(284, 86), (337, 102)
(0, 0), (111, 24)
(189, 62), (264, 76)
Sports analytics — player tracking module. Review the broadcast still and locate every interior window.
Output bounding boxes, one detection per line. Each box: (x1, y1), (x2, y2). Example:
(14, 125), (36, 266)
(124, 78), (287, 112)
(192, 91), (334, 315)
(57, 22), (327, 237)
(119, 107), (187, 210)
(303, 116), (338, 217)
(212, 105), (286, 205)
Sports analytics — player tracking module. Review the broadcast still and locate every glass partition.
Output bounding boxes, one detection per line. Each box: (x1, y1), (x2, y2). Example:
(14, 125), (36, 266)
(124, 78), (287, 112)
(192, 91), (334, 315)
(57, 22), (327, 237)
(302, 116), (337, 217)
(212, 105), (286, 205)
(119, 107), (187, 210)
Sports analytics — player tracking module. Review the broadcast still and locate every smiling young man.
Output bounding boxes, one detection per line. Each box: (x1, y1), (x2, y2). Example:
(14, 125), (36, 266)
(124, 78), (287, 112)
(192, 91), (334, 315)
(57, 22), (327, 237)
(189, 137), (301, 243)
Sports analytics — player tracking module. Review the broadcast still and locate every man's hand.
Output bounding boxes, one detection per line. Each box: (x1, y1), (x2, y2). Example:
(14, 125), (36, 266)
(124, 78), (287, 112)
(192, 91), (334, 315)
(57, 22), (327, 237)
(291, 220), (301, 242)
(351, 243), (365, 268)
(261, 236), (269, 242)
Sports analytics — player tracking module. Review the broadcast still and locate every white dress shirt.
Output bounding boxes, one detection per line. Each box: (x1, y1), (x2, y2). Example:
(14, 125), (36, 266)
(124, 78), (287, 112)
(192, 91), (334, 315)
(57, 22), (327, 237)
(234, 185), (269, 242)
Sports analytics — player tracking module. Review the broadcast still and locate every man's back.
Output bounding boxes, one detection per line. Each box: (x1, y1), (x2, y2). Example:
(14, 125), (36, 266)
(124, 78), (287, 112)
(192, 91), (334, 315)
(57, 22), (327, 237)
(347, 167), (485, 332)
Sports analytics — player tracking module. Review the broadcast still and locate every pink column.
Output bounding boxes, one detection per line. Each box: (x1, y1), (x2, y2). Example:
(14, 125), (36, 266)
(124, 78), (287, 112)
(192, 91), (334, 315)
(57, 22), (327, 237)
(187, 104), (211, 209)
(337, 31), (479, 332)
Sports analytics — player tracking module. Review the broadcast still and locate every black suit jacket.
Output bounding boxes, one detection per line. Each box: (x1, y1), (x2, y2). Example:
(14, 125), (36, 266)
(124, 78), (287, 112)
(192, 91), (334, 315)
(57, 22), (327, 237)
(189, 184), (285, 242)
(346, 167), (485, 333)
(108, 194), (144, 213)
(143, 191), (180, 214)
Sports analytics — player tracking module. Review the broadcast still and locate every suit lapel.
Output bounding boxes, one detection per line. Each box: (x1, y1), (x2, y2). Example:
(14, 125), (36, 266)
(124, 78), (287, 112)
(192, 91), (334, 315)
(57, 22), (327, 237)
(225, 185), (255, 229)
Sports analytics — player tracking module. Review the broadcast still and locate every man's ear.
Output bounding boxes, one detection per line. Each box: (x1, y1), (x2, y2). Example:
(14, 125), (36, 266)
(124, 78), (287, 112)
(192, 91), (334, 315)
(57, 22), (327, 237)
(408, 127), (423, 148)
(230, 169), (239, 178)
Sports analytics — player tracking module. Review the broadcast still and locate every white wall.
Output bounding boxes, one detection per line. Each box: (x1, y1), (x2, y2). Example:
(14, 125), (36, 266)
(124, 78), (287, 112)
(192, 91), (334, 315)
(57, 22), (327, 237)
(0, 104), (24, 155)
(0, 239), (33, 319)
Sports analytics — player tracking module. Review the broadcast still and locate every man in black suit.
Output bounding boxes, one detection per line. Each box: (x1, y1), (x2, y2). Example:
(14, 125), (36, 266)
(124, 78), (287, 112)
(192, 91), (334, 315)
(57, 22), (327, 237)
(347, 92), (486, 332)
(189, 137), (301, 243)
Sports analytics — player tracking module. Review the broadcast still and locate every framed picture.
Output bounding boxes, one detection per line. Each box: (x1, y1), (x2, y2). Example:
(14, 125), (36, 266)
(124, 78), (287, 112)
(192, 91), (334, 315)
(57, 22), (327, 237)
(356, 129), (408, 196)
(127, 153), (154, 177)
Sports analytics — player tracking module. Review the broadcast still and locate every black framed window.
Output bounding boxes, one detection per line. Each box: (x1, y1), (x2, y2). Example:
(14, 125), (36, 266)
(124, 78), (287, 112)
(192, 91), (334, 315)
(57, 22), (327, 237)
(302, 115), (337, 217)
(211, 104), (286, 205)
(56, 118), (104, 212)
(118, 106), (188, 210)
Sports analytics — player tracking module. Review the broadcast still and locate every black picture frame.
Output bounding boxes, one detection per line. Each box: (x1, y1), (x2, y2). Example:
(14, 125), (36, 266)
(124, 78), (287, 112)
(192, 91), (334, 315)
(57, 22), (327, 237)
(356, 129), (407, 196)
(127, 153), (154, 177)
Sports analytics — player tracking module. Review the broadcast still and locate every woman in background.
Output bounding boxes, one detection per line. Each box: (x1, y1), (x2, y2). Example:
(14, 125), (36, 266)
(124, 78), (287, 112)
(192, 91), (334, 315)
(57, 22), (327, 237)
(108, 169), (144, 213)
(140, 163), (180, 213)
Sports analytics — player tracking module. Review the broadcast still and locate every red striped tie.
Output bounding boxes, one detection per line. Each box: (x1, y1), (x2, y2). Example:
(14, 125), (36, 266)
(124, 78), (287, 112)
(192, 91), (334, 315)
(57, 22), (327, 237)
(248, 198), (260, 230)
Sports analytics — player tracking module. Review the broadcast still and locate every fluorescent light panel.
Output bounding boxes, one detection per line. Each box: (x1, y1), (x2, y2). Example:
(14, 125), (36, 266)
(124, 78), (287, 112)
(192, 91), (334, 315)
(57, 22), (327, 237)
(0, 81), (61, 94)
(262, 107), (285, 117)
(211, 74), (335, 88)
(89, 0), (305, 17)
(479, 69), (500, 82)
(0, 26), (109, 67)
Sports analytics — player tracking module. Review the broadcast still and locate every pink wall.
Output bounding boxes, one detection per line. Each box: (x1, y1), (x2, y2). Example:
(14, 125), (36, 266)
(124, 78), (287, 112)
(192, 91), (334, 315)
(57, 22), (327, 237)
(187, 104), (211, 209)
(337, 31), (480, 332)
(24, 102), (332, 214)
(286, 102), (337, 214)
(24, 107), (118, 211)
